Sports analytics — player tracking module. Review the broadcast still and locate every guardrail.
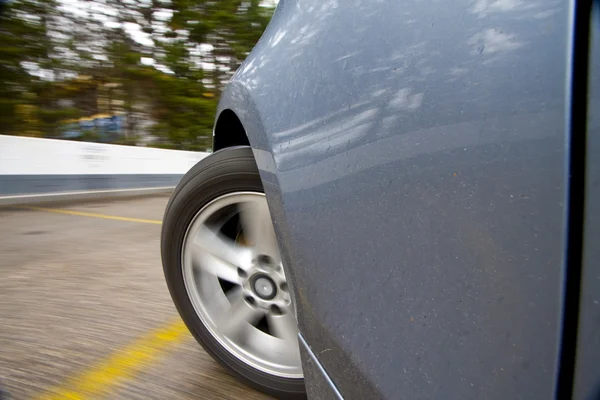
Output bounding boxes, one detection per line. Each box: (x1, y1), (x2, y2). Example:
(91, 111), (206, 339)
(0, 135), (208, 205)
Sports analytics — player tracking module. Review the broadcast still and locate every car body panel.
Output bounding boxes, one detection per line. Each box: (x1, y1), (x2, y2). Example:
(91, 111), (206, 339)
(298, 334), (344, 400)
(218, 0), (570, 398)
(573, 6), (600, 400)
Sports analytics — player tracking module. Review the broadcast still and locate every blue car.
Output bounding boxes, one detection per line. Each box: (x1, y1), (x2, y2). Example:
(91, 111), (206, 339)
(161, 0), (600, 398)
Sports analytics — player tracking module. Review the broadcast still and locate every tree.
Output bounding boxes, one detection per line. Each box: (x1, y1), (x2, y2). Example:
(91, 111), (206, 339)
(0, 0), (276, 150)
(0, 0), (56, 136)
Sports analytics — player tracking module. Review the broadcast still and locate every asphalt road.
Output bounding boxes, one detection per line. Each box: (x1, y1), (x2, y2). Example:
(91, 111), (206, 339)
(0, 195), (272, 400)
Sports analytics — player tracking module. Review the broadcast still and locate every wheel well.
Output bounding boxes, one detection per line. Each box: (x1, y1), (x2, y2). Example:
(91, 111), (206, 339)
(213, 109), (250, 152)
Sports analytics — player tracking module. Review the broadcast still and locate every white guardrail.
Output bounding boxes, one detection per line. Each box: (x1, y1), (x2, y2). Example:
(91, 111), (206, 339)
(0, 135), (209, 204)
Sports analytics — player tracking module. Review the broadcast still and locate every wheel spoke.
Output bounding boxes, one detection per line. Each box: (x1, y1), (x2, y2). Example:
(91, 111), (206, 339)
(217, 296), (263, 339)
(190, 225), (250, 283)
(238, 199), (281, 260)
(267, 312), (298, 342)
(225, 285), (244, 303)
(263, 314), (302, 367)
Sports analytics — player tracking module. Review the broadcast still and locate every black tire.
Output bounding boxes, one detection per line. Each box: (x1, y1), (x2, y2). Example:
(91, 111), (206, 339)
(161, 146), (306, 399)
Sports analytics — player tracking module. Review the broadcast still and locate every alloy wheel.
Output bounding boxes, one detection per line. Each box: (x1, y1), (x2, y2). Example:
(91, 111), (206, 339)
(181, 192), (302, 378)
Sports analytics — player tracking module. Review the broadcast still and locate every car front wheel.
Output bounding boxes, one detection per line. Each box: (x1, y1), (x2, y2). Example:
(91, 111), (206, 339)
(161, 146), (305, 398)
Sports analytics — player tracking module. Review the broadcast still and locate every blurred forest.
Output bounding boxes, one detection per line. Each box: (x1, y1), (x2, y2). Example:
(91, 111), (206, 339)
(0, 0), (276, 151)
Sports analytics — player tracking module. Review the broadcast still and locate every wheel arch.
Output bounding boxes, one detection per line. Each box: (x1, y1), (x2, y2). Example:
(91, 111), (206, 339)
(213, 81), (299, 334)
(213, 109), (250, 152)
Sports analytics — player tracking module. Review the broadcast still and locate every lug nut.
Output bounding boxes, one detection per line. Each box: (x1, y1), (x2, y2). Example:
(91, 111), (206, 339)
(270, 304), (283, 315)
(257, 254), (273, 265)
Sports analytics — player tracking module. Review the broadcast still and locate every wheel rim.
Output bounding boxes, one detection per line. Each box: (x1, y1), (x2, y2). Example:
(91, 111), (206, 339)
(181, 192), (303, 379)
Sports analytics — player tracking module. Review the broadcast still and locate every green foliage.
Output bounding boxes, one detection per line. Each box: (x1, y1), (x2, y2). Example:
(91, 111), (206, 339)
(0, 0), (276, 150)
(0, 0), (54, 136)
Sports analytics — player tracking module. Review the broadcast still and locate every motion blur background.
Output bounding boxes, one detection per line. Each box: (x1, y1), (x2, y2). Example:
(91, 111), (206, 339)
(0, 1), (281, 399)
(1, 0), (277, 151)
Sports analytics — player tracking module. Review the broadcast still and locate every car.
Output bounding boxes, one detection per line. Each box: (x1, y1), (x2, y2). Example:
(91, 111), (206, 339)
(161, 0), (600, 399)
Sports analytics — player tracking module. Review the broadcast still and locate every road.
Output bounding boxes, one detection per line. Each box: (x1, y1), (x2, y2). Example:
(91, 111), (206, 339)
(0, 195), (272, 400)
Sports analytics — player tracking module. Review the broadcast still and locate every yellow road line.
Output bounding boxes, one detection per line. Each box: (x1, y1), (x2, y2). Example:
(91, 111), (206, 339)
(24, 206), (162, 225)
(37, 319), (188, 400)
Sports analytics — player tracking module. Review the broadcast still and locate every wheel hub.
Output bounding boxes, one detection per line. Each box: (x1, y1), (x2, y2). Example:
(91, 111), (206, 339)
(252, 274), (277, 300)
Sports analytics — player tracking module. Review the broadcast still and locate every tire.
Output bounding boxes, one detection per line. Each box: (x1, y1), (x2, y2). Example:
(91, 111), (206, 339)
(161, 146), (306, 399)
